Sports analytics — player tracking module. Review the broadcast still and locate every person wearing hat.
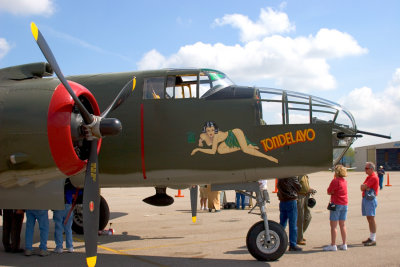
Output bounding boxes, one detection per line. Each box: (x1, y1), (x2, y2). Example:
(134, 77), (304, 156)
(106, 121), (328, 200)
(323, 165), (348, 251)
(377, 166), (385, 190)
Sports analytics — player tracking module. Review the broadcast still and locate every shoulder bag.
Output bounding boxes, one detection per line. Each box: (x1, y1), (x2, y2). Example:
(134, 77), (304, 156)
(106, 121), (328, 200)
(365, 189), (376, 200)
(327, 202), (336, 211)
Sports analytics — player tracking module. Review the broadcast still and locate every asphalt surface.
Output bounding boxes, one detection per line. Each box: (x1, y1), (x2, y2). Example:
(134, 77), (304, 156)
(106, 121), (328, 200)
(1, 171), (399, 267)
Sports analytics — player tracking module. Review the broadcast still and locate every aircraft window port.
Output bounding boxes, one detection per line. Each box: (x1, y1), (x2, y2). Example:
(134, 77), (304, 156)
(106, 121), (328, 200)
(143, 77), (165, 99)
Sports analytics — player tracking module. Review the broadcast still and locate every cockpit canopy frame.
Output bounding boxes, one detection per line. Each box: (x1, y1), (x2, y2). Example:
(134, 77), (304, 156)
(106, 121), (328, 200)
(257, 88), (357, 165)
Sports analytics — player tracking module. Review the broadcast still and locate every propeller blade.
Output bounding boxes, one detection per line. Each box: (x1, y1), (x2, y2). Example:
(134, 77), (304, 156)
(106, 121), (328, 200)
(30, 22), (93, 124)
(101, 78), (136, 118)
(30, 22), (135, 267)
(83, 140), (100, 267)
(190, 185), (198, 223)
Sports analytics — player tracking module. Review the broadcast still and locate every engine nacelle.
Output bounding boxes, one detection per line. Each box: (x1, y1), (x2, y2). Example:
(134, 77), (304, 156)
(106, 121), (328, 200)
(48, 81), (101, 176)
(0, 73), (101, 187)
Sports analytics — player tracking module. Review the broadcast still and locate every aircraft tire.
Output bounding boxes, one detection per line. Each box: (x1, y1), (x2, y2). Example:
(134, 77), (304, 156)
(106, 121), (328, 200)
(246, 220), (288, 261)
(72, 195), (110, 234)
(99, 195), (110, 231)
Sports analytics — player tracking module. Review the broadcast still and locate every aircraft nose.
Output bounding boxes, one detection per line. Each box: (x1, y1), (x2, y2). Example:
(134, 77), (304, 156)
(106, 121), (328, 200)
(256, 87), (357, 166)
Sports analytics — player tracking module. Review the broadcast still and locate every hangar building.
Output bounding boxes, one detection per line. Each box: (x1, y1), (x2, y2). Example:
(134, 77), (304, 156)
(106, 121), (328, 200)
(354, 140), (400, 171)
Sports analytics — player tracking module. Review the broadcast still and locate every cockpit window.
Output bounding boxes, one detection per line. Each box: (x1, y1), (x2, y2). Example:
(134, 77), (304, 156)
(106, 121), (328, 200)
(203, 69), (234, 89)
(166, 74), (198, 99)
(199, 73), (211, 98)
(199, 69), (235, 98)
(143, 70), (234, 100)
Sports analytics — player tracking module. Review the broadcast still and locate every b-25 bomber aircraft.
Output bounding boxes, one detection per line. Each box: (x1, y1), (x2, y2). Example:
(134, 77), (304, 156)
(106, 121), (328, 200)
(0, 23), (390, 266)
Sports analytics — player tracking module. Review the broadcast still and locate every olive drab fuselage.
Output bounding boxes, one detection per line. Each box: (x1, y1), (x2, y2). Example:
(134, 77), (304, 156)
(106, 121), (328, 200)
(0, 63), (357, 209)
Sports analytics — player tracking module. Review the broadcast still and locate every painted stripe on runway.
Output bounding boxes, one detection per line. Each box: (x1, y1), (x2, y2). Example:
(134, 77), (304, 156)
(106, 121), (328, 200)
(120, 236), (243, 252)
(73, 236), (168, 267)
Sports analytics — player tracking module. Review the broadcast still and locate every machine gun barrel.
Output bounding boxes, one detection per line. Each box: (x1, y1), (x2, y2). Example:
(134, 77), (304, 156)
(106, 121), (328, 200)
(356, 129), (391, 139)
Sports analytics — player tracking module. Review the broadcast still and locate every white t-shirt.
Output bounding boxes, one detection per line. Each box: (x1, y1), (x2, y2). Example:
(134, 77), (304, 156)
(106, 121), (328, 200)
(258, 179), (268, 190)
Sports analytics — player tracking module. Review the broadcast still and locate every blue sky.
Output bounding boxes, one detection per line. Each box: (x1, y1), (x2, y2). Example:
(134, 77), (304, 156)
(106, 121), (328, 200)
(1, 0), (400, 147)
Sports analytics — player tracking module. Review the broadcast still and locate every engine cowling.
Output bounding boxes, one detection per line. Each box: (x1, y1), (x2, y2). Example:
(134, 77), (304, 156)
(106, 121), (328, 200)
(48, 81), (101, 176)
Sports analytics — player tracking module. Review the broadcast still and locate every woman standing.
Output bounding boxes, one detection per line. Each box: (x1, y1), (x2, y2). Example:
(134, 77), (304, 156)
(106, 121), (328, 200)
(324, 165), (348, 251)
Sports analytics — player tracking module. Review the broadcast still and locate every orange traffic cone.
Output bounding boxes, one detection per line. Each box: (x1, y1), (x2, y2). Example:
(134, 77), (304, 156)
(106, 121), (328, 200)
(175, 189), (184, 197)
(385, 173), (392, 187)
(272, 179), (278, 193)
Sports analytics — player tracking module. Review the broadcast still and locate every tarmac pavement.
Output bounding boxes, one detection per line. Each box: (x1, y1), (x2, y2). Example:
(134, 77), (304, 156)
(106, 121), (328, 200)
(1, 171), (399, 267)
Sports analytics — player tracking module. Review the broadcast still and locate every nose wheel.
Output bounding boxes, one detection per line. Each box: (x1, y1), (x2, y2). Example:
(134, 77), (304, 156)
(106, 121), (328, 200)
(246, 186), (288, 261)
(210, 183), (288, 261)
(246, 220), (287, 261)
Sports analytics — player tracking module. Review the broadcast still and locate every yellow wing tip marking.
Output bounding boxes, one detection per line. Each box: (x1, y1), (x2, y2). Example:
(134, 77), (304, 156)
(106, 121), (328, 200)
(30, 22), (39, 41)
(86, 256), (97, 267)
(192, 216), (197, 223)
(132, 77), (136, 92)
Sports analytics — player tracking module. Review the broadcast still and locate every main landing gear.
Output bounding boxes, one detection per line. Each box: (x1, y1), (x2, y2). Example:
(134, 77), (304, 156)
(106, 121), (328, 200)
(245, 189), (287, 261)
(215, 183), (288, 261)
(72, 195), (110, 234)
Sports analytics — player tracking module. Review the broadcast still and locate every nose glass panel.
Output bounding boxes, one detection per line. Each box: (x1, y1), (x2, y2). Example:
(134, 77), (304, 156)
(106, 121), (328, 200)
(257, 88), (356, 165)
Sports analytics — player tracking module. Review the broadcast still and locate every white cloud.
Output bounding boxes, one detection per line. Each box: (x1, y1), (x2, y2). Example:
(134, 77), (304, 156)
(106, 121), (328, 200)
(213, 7), (295, 42)
(0, 38), (11, 59)
(341, 69), (400, 126)
(0, 0), (55, 16)
(310, 28), (368, 58)
(138, 26), (366, 92)
(137, 49), (167, 70)
(342, 86), (385, 122)
(340, 68), (400, 146)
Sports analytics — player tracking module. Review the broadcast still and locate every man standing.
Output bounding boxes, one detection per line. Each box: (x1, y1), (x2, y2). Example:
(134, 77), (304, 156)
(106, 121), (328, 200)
(25, 209), (49, 256)
(199, 185), (208, 210)
(277, 177), (302, 251)
(206, 185), (221, 212)
(297, 175), (315, 245)
(53, 178), (77, 253)
(235, 191), (246, 209)
(2, 209), (24, 253)
(377, 166), (385, 190)
(361, 162), (379, 246)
